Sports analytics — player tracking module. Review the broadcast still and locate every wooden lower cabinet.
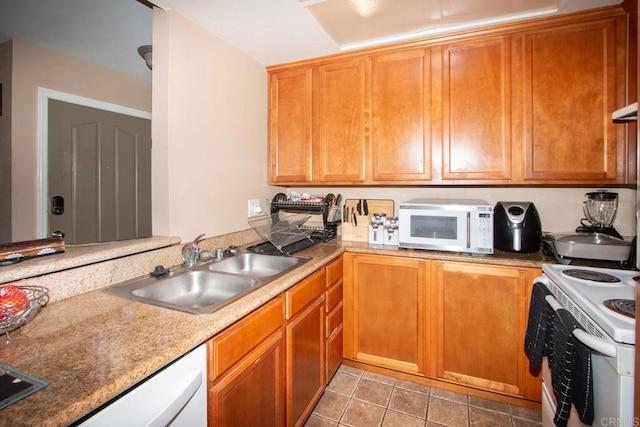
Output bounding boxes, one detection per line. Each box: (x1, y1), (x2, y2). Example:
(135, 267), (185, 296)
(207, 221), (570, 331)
(343, 252), (541, 403)
(325, 305), (343, 383)
(325, 256), (344, 383)
(206, 259), (340, 427)
(207, 296), (285, 426)
(208, 332), (284, 427)
(428, 261), (541, 401)
(285, 268), (326, 426)
(343, 253), (426, 374)
(286, 296), (325, 426)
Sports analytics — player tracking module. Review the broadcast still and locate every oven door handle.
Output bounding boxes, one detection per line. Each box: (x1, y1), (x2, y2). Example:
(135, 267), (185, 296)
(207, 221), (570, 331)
(544, 295), (617, 358)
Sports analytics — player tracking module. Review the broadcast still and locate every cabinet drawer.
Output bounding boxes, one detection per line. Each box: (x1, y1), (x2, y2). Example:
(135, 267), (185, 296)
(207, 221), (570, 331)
(326, 280), (343, 313)
(326, 301), (343, 338)
(326, 256), (343, 287)
(208, 296), (284, 381)
(285, 269), (326, 319)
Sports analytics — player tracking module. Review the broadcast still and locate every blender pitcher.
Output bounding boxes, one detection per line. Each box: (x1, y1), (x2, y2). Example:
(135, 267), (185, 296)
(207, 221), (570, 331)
(579, 190), (623, 239)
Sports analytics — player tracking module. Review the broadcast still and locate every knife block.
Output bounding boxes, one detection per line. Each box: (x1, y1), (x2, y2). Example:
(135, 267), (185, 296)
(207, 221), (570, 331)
(341, 199), (395, 242)
(341, 215), (369, 242)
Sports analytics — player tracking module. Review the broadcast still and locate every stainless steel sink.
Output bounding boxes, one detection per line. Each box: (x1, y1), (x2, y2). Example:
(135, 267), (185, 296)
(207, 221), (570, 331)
(103, 252), (310, 315)
(104, 269), (259, 315)
(208, 253), (309, 278)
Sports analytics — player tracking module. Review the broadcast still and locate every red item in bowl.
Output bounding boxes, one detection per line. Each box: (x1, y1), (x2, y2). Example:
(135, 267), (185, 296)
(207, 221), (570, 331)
(0, 285), (28, 319)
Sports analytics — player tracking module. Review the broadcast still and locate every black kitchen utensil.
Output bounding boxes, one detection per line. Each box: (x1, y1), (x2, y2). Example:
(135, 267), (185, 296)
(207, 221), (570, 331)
(362, 199), (369, 215)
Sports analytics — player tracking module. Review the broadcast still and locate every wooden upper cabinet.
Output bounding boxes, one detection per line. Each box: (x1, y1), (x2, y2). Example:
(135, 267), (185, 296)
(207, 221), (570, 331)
(371, 49), (432, 183)
(515, 17), (625, 183)
(267, 7), (629, 186)
(313, 58), (371, 183)
(269, 67), (313, 184)
(435, 36), (513, 183)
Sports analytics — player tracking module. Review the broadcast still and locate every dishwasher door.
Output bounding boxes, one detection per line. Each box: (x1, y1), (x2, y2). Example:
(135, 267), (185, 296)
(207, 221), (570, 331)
(79, 344), (207, 427)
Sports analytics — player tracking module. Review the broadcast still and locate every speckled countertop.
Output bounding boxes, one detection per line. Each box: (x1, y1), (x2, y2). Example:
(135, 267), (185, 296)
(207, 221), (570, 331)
(0, 236), (181, 284)
(0, 238), (552, 426)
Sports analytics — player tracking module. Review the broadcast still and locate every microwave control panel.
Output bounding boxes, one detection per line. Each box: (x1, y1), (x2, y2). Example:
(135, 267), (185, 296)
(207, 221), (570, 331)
(475, 212), (493, 247)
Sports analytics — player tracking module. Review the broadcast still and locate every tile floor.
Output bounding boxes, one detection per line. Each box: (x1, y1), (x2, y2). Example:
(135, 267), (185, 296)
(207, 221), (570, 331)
(306, 365), (542, 427)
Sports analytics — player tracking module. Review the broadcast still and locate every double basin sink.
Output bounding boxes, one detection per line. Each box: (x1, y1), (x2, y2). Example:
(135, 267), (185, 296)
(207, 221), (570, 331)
(104, 252), (310, 315)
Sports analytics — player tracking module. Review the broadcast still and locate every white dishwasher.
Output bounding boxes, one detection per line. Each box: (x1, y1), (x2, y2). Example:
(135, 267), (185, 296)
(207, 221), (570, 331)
(79, 344), (207, 427)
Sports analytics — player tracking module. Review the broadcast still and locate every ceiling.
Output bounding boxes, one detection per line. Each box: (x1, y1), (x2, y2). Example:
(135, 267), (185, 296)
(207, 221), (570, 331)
(0, 0), (153, 83)
(0, 0), (623, 83)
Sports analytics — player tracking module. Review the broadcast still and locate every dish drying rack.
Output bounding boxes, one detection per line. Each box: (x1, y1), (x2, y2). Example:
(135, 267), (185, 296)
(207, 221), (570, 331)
(248, 193), (340, 254)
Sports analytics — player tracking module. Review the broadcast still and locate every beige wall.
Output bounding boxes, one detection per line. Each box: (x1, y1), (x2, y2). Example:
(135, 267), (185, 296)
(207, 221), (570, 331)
(9, 40), (152, 242)
(151, 9), (270, 241)
(0, 42), (11, 243)
(290, 186), (638, 237)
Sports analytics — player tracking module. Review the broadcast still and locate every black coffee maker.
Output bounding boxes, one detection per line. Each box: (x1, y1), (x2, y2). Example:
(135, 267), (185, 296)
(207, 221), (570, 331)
(493, 202), (542, 253)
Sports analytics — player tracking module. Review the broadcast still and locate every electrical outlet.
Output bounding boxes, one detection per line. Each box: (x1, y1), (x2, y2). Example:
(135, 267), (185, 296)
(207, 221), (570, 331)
(248, 199), (262, 217)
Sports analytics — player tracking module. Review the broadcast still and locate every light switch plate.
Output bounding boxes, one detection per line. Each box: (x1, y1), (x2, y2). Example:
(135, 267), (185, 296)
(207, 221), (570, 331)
(248, 199), (262, 217)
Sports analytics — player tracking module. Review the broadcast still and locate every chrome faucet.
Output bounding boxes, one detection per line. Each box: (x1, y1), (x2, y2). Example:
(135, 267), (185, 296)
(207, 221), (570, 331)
(181, 233), (205, 267)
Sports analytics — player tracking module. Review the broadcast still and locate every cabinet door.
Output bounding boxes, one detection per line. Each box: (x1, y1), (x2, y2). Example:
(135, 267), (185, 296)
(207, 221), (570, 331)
(268, 67), (313, 184)
(325, 256), (343, 383)
(313, 58), (370, 183)
(326, 301), (343, 383)
(286, 296), (325, 427)
(436, 36), (513, 182)
(428, 261), (540, 400)
(343, 253), (426, 374)
(515, 17), (625, 183)
(209, 331), (285, 427)
(371, 49), (432, 183)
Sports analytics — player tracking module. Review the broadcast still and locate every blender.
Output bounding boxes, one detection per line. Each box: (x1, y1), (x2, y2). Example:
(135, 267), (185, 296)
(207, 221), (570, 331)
(575, 190), (624, 239)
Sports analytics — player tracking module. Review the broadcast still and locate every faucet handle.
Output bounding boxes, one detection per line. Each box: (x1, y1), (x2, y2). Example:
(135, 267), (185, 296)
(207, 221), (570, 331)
(192, 233), (206, 245)
(182, 244), (200, 267)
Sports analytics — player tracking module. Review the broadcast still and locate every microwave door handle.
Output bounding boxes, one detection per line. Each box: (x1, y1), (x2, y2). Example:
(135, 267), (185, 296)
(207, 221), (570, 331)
(466, 212), (471, 248)
(544, 295), (617, 357)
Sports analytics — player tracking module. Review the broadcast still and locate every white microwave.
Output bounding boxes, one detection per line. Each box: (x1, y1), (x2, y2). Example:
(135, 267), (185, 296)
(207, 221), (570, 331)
(398, 198), (493, 254)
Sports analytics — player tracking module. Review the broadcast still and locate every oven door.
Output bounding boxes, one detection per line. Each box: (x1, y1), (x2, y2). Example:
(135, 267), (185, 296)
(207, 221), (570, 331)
(542, 355), (634, 427)
(398, 208), (469, 249)
(537, 277), (635, 426)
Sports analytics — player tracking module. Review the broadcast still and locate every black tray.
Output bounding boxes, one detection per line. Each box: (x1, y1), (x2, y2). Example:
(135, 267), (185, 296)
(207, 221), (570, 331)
(247, 235), (322, 256)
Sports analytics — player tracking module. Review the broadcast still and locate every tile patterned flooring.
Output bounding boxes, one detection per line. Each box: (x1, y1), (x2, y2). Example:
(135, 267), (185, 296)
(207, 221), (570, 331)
(306, 365), (542, 427)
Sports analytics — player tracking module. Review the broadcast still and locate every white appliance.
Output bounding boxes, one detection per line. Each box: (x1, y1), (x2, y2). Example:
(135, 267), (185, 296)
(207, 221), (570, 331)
(79, 344), (207, 427)
(537, 264), (636, 426)
(398, 198), (493, 254)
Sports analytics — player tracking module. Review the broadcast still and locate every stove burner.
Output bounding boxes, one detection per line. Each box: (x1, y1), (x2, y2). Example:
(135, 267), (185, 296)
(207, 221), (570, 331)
(604, 299), (636, 319)
(562, 269), (621, 283)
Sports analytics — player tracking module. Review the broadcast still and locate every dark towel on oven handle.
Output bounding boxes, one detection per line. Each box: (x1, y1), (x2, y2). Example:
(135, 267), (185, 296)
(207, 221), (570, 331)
(551, 308), (594, 427)
(524, 281), (554, 371)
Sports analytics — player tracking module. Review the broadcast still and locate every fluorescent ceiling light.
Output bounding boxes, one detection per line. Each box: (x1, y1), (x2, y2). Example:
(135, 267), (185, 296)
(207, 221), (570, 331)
(339, 7), (559, 51)
(298, 0), (329, 7)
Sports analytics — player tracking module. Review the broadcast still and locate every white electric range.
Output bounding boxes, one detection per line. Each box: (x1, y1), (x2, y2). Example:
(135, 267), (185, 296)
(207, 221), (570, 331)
(538, 264), (636, 427)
